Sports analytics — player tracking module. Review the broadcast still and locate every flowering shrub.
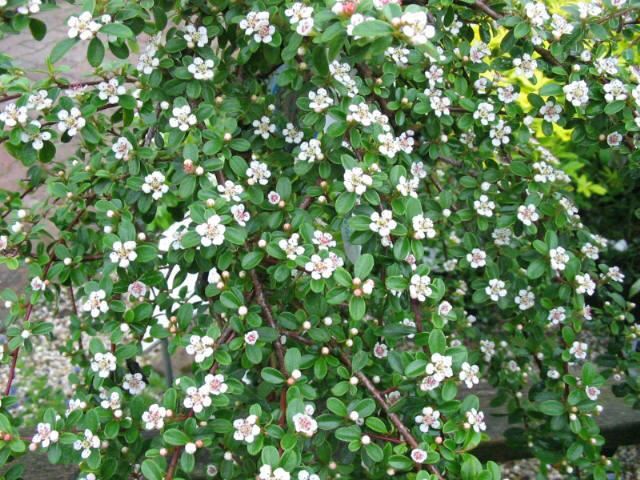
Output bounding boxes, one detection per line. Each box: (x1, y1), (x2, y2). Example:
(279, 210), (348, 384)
(1, 0), (640, 479)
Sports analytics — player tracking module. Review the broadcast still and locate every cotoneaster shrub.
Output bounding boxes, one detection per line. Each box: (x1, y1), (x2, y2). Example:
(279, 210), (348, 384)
(1, 0), (639, 479)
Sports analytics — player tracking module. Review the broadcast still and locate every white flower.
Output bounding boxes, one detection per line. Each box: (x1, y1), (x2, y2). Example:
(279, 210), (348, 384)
(268, 191), (281, 205)
(563, 80), (589, 107)
(344, 167), (372, 195)
(470, 42), (490, 63)
(415, 406), (441, 432)
(606, 132), (623, 147)
(259, 465), (291, 480)
(410, 274), (432, 302)
(497, 84), (519, 104)
(90, 352), (116, 378)
(369, 210), (397, 237)
(283, 123), (303, 144)
(297, 139), (323, 163)
(412, 214), (436, 240)
(581, 242), (599, 260)
(373, 342), (388, 359)
(112, 136), (133, 160)
(474, 102), (495, 126)
(231, 204), (251, 227)
(217, 180), (244, 201)
(603, 79), (627, 104)
(575, 273), (596, 296)
(244, 330), (260, 345)
(465, 409), (486, 432)
(426, 353), (453, 382)
(67, 11), (100, 40)
(549, 247), (569, 271)
(513, 54), (537, 79)
(308, 88), (334, 113)
(514, 288), (535, 310)
(385, 46), (410, 66)
(195, 215), (226, 247)
(585, 385), (600, 401)
(569, 341), (588, 360)
(137, 45), (160, 74)
(517, 204), (539, 226)
(186, 335), (215, 363)
(459, 362), (480, 388)
(123, 373), (146, 395)
(30, 276), (46, 291)
(252, 116), (276, 139)
(188, 57), (215, 80)
(184, 24), (208, 48)
(82, 290), (109, 318)
(169, 105), (197, 131)
(73, 430), (100, 459)
(466, 248), (487, 268)
(550, 13), (574, 38)
(285, 2), (313, 24)
(540, 101), (562, 123)
(203, 373), (228, 396)
(233, 414), (260, 443)
(32, 423), (59, 448)
(27, 90), (52, 111)
(293, 413), (318, 437)
(57, 108), (85, 137)
(109, 240), (137, 268)
(184, 385), (212, 413)
(474, 194), (495, 217)
(279, 234), (304, 260)
(396, 175), (419, 198)
(0, 104), (28, 129)
(142, 404), (167, 430)
(312, 230), (336, 250)
(525, 2), (550, 27)
(606, 266), (624, 283)
(547, 307), (566, 326)
(142, 171), (169, 199)
(399, 11), (435, 45)
(305, 254), (335, 280)
(411, 448), (427, 464)
(98, 79), (126, 104)
(486, 278), (507, 301)
(419, 375), (440, 391)
(240, 11), (275, 43)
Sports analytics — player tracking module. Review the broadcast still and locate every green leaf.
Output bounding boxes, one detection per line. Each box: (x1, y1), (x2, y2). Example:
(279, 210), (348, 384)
(261, 367), (285, 385)
(527, 259), (546, 279)
(349, 295), (366, 320)
(163, 428), (189, 446)
(428, 329), (446, 354)
(539, 83), (563, 96)
(284, 348), (301, 373)
(49, 38), (78, 63)
(241, 251), (264, 270)
(100, 23), (134, 38)
(354, 253), (374, 279)
(513, 22), (530, 39)
(335, 192), (356, 216)
(352, 20), (393, 38)
(87, 37), (105, 67)
(539, 400), (565, 416)
(141, 459), (163, 480)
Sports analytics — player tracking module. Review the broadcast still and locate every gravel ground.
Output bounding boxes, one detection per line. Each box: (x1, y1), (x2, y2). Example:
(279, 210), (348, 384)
(501, 445), (640, 479)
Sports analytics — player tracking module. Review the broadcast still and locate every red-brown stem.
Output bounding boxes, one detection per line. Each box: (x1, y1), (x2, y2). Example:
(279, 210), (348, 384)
(250, 271), (289, 430)
(369, 432), (403, 444)
(336, 346), (444, 479)
(2, 203), (92, 397)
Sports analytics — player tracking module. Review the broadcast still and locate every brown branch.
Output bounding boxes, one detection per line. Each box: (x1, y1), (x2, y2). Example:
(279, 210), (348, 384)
(1, 202), (91, 398)
(335, 345), (444, 479)
(250, 270), (288, 428)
